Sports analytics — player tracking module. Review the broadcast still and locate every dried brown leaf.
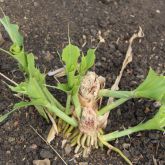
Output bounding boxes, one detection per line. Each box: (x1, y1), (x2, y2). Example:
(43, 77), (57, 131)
(111, 27), (144, 91)
(46, 111), (58, 143)
(47, 126), (56, 144)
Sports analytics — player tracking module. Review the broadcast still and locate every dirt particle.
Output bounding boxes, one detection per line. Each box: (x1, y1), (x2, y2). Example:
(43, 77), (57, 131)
(79, 162), (88, 165)
(33, 2), (39, 7)
(8, 137), (15, 143)
(40, 149), (54, 159)
(64, 144), (72, 155)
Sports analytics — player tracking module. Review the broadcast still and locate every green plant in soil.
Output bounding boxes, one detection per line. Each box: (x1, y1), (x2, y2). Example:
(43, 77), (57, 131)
(0, 16), (165, 165)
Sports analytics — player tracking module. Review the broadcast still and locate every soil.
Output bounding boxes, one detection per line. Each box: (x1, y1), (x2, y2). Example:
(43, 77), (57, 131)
(0, 0), (165, 165)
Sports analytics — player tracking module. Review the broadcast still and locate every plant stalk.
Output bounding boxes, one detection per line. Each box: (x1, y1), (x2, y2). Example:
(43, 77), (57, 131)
(102, 122), (156, 142)
(99, 89), (135, 99)
(46, 103), (78, 127)
(98, 98), (129, 116)
(66, 93), (71, 114)
(72, 93), (81, 118)
(42, 86), (65, 111)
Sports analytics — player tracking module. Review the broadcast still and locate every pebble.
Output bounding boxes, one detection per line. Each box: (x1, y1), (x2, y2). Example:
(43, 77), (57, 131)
(40, 149), (54, 159)
(8, 137), (15, 143)
(79, 162), (88, 165)
(64, 144), (72, 155)
(122, 143), (131, 149)
(156, 10), (160, 13)
(0, 0), (4, 2)
(33, 158), (50, 165)
(95, 61), (102, 67)
(33, 2), (39, 7)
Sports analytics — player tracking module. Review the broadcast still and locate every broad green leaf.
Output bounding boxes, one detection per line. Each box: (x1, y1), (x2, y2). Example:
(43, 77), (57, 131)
(152, 105), (165, 130)
(8, 82), (28, 95)
(26, 53), (45, 83)
(0, 16), (23, 46)
(62, 44), (80, 72)
(13, 101), (35, 109)
(79, 54), (87, 75)
(27, 77), (46, 100)
(135, 68), (165, 103)
(79, 49), (95, 75)
(85, 49), (95, 70)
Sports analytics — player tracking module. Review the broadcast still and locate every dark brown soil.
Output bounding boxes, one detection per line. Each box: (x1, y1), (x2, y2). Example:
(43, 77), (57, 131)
(0, 0), (165, 164)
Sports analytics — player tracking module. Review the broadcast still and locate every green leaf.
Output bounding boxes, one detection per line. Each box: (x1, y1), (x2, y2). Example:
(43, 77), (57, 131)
(0, 16), (23, 46)
(62, 44), (80, 72)
(8, 82), (28, 95)
(26, 53), (45, 83)
(9, 44), (27, 71)
(151, 105), (165, 130)
(0, 109), (16, 122)
(35, 105), (49, 122)
(135, 68), (165, 103)
(85, 49), (95, 69)
(79, 49), (95, 75)
(13, 101), (35, 109)
(56, 83), (70, 92)
(0, 101), (31, 123)
(27, 77), (46, 100)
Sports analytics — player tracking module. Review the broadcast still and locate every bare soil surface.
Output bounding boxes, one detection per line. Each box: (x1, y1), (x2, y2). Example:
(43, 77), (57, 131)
(0, 0), (165, 164)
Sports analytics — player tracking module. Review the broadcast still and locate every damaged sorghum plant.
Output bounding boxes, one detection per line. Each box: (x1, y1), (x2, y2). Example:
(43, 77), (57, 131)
(0, 16), (165, 165)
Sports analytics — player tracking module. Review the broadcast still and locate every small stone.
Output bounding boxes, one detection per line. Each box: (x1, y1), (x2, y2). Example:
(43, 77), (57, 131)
(30, 144), (38, 150)
(34, 2), (39, 7)
(153, 101), (161, 108)
(122, 143), (131, 149)
(40, 149), (54, 159)
(8, 137), (15, 143)
(6, 150), (11, 154)
(33, 158), (50, 165)
(0, 0), (4, 2)
(95, 61), (102, 67)
(79, 162), (88, 165)
(156, 10), (160, 13)
(64, 144), (72, 155)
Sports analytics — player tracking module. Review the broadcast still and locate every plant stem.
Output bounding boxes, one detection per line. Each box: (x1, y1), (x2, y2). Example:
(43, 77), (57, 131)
(46, 103), (78, 127)
(102, 122), (152, 142)
(98, 89), (134, 98)
(72, 94), (81, 118)
(66, 93), (71, 114)
(98, 98), (129, 116)
(42, 86), (65, 111)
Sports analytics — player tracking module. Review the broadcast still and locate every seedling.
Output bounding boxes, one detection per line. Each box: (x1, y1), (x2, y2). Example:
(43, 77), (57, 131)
(0, 16), (165, 165)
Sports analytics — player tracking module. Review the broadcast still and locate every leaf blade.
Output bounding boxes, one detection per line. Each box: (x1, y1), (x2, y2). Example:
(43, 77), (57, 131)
(0, 16), (23, 46)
